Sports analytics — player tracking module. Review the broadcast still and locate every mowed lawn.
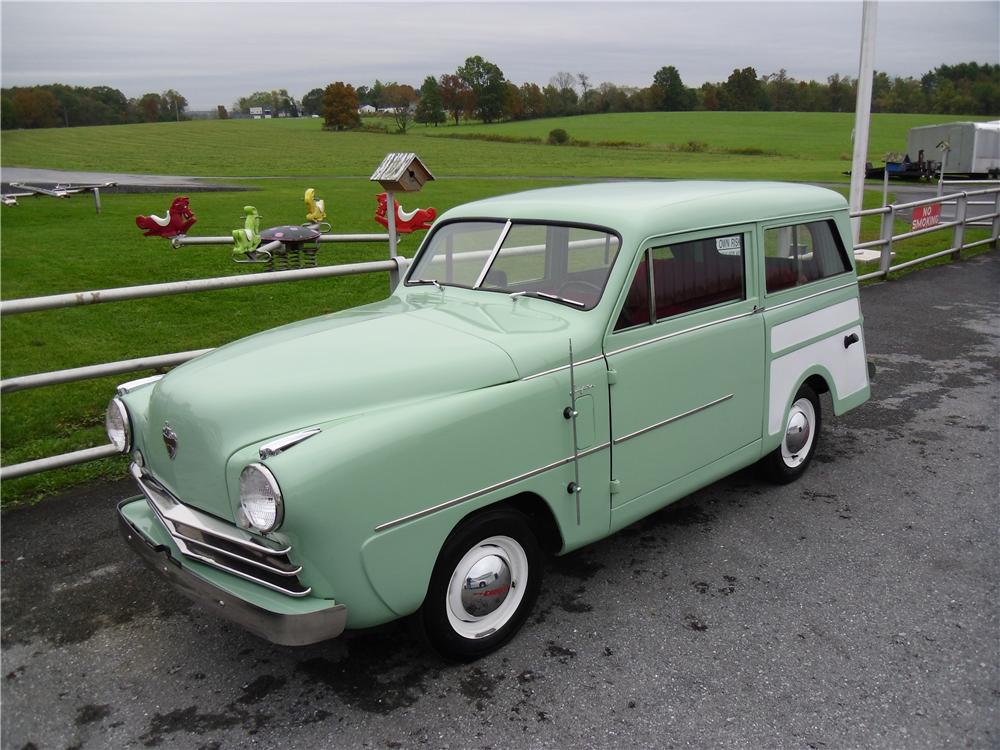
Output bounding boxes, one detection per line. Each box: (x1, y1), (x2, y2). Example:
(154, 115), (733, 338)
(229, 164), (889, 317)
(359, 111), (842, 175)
(1, 111), (993, 504)
(5, 111), (992, 183)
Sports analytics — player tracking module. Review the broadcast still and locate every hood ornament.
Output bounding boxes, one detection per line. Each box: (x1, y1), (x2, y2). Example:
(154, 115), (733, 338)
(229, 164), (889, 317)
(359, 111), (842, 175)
(162, 422), (178, 460)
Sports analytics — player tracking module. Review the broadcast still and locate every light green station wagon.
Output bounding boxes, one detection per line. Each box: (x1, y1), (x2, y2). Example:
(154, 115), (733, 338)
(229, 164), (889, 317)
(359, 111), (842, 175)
(112, 181), (871, 660)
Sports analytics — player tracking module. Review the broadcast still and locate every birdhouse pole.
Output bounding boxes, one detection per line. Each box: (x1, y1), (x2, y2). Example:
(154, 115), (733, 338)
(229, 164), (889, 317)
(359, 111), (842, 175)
(370, 152), (435, 292)
(385, 189), (399, 286)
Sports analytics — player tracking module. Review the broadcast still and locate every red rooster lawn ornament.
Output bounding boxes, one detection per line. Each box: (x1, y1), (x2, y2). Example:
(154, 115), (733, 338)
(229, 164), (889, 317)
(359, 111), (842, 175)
(135, 196), (197, 238)
(374, 192), (436, 233)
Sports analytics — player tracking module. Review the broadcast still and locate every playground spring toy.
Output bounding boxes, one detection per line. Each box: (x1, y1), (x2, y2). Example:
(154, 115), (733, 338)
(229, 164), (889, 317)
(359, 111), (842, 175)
(231, 206), (262, 262)
(374, 192), (437, 233)
(304, 188), (326, 224)
(135, 197), (197, 238)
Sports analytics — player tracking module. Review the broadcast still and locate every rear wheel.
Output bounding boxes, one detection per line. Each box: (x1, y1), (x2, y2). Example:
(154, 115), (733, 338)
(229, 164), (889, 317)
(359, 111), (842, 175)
(760, 384), (821, 484)
(417, 508), (542, 661)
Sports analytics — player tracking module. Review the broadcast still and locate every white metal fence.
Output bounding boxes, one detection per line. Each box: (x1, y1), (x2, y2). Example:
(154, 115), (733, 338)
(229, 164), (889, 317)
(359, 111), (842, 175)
(853, 184), (999, 281)
(2, 185), (998, 481)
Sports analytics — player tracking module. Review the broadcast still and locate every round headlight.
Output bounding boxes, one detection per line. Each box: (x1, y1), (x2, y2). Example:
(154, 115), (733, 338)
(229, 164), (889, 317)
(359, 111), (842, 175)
(105, 397), (131, 453)
(239, 463), (284, 533)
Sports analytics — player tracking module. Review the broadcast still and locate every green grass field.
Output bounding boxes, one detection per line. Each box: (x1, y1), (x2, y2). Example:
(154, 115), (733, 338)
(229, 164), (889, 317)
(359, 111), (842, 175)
(5, 112), (993, 182)
(1, 112), (994, 505)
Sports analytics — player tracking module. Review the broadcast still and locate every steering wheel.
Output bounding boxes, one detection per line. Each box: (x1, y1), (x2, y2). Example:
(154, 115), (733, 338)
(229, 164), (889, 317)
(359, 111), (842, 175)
(557, 280), (602, 301)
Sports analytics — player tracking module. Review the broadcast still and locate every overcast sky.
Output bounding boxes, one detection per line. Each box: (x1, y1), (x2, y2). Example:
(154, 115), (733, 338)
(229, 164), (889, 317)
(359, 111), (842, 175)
(2, 1), (997, 110)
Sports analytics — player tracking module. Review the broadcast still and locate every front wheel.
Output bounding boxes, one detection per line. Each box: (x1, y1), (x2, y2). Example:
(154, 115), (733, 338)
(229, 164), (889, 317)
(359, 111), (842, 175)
(760, 384), (821, 484)
(417, 508), (542, 661)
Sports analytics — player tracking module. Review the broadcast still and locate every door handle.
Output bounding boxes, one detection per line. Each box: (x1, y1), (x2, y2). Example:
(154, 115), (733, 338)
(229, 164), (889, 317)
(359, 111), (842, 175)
(844, 332), (860, 349)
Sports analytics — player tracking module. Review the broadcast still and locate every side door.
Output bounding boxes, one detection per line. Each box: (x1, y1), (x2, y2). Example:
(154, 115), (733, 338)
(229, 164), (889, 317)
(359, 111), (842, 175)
(604, 226), (765, 519)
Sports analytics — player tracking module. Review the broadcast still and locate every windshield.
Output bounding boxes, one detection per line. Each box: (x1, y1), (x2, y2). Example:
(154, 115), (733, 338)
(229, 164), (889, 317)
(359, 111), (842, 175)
(408, 220), (621, 310)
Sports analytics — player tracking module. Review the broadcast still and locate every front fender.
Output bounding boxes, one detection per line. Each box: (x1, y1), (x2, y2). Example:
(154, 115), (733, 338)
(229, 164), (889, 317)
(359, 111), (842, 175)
(250, 368), (611, 624)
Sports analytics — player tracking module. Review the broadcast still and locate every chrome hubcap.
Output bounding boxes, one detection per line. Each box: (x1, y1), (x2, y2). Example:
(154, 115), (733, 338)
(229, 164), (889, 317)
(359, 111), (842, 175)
(460, 554), (512, 617)
(446, 535), (527, 640)
(781, 398), (816, 468)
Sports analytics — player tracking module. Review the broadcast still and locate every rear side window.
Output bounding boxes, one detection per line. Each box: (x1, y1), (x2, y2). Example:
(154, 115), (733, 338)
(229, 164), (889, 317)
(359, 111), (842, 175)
(615, 232), (745, 330)
(764, 220), (850, 294)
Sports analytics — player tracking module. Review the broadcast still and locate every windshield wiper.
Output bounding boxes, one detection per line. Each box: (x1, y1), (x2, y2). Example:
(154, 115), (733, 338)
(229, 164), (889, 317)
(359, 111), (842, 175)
(410, 278), (442, 289)
(508, 290), (586, 308)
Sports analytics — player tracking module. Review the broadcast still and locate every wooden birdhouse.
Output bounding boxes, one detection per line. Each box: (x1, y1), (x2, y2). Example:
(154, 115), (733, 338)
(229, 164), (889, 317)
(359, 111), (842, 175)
(370, 153), (434, 193)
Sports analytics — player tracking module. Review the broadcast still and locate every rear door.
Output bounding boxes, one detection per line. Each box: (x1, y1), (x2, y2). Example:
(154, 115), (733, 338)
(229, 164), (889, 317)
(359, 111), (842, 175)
(604, 226), (765, 510)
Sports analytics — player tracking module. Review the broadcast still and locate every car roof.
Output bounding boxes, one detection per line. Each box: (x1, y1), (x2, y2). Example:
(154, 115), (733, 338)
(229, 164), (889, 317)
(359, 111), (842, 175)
(440, 181), (847, 240)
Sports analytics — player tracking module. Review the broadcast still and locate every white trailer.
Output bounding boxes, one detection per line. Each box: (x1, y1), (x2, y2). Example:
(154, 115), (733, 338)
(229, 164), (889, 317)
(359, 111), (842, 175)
(906, 121), (1000, 178)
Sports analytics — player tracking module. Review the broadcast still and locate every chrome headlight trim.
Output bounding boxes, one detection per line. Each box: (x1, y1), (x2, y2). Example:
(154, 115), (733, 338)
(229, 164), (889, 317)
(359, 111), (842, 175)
(106, 397), (132, 453)
(239, 462), (284, 533)
(116, 374), (163, 396)
(258, 427), (321, 460)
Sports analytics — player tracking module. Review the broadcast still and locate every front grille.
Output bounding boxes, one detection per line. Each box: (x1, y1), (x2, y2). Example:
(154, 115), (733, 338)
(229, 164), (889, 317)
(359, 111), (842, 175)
(131, 463), (311, 597)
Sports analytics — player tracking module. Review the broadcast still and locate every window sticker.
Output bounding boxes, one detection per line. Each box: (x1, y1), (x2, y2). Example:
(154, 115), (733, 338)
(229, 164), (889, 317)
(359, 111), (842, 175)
(716, 235), (742, 255)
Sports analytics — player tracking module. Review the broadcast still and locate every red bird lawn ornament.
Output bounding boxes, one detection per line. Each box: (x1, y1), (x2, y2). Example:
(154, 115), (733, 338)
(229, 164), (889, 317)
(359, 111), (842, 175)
(374, 192), (436, 233)
(135, 196), (197, 238)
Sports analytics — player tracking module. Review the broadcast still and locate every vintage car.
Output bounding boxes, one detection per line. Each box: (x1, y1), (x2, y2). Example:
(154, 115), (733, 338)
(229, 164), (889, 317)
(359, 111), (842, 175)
(112, 181), (871, 660)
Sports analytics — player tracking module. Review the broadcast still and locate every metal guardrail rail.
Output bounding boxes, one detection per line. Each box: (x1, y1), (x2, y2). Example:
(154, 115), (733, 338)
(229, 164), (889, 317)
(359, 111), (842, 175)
(854, 185), (1000, 281)
(2, 185), (998, 481)
(2, 256), (409, 480)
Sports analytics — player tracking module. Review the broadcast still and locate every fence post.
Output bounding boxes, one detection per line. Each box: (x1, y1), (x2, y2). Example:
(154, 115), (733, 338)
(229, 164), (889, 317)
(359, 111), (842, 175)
(879, 206), (895, 279)
(951, 193), (967, 260)
(992, 190), (1000, 250)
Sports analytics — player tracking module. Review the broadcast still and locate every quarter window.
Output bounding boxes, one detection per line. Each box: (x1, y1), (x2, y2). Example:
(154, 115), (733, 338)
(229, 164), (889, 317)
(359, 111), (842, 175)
(764, 220), (850, 293)
(615, 232), (746, 330)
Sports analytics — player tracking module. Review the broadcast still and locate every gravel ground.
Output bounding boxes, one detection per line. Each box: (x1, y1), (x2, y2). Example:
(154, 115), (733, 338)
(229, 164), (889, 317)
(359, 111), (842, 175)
(2, 252), (997, 750)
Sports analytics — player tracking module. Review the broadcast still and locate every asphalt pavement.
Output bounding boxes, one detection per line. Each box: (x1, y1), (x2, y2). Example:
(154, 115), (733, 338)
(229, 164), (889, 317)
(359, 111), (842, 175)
(2, 252), (998, 749)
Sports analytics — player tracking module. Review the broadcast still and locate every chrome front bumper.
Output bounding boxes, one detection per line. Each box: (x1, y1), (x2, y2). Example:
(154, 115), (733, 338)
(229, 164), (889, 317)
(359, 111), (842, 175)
(118, 498), (347, 646)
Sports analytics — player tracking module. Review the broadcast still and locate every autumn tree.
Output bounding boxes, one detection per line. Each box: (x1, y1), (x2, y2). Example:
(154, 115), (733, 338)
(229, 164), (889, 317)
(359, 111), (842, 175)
(137, 93), (163, 122)
(503, 81), (522, 120)
(519, 82), (546, 119)
(415, 76), (446, 126)
(384, 83), (417, 132)
(439, 73), (471, 125)
(699, 83), (721, 111)
(216, 105), (229, 119)
(322, 81), (360, 130)
(11, 88), (61, 128)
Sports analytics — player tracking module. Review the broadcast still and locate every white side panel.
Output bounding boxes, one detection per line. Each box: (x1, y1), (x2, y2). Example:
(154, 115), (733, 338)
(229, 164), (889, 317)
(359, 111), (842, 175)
(770, 298), (860, 354)
(768, 325), (868, 435)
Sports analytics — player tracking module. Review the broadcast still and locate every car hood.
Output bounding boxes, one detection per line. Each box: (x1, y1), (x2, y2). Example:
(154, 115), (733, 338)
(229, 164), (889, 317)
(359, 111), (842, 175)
(142, 298), (518, 517)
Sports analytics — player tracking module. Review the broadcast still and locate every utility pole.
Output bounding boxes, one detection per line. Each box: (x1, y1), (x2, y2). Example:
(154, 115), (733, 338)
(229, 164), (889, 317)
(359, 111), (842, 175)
(849, 0), (878, 245)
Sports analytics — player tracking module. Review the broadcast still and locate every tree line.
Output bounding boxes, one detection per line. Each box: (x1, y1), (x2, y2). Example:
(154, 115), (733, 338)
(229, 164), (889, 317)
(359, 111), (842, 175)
(317, 59), (997, 131)
(1, 84), (189, 129)
(3, 60), (995, 131)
